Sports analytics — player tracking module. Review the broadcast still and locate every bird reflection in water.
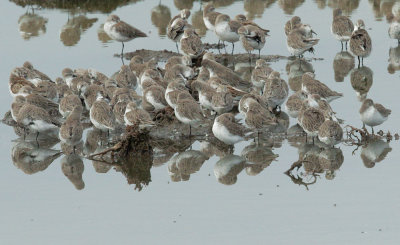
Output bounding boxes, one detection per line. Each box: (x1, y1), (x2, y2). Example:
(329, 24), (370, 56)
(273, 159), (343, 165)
(278, 0), (305, 15)
(350, 65), (373, 101)
(60, 15), (98, 46)
(333, 51), (355, 82)
(286, 59), (314, 92)
(61, 154), (85, 190)
(387, 45), (400, 74)
(151, 2), (172, 37)
(18, 11), (48, 40)
(360, 138), (392, 168)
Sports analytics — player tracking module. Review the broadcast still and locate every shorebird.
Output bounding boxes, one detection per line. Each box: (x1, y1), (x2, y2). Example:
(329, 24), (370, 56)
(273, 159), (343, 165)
(214, 14), (241, 54)
(284, 16), (316, 38)
(180, 28), (203, 58)
(238, 24), (267, 59)
(124, 102), (155, 130)
(143, 85), (168, 111)
(350, 19), (372, 67)
(331, 9), (354, 50)
(113, 94), (131, 125)
(165, 55), (192, 71)
(298, 107), (325, 142)
(303, 94), (339, 122)
(59, 90), (82, 118)
(59, 106), (83, 147)
(19, 86), (61, 118)
(203, 3), (221, 31)
(212, 113), (249, 145)
(89, 93), (115, 132)
(9, 74), (35, 97)
(129, 55), (158, 77)
(167, 9), (191, 52)
(244, 100), (277, 134)
(61, 154), (85, 190)
(359, 99), (391, 133)
(301, 72), (343, 102)
(262, 71), (289, 111)
(287, 26), (319, 58)
(79, 84), (106, 110)
(201, 58), (251, 90)
(174, 92), (205, 135)
(103, 15), (147, 56)
(318, 120), (343, 147)
(11, 96), (26, 121)
(251, 59), (273, 93)
(238, 93), (269, 115)
(113, 65), (137, 89)
(35, 80), (58, 102)
(164, 64), (195, 81)
(235, 14), (270, 35)
(16, 103), (61, 138)
(285, 91), (303, 118)
(165, 89), (192, 109)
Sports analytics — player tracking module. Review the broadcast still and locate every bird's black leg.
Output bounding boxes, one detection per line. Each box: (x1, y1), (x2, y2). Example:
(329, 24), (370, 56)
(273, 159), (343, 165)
(176, 42), (180, 54)
(341, 41), (343, 51)
(258, 49), (261, 59)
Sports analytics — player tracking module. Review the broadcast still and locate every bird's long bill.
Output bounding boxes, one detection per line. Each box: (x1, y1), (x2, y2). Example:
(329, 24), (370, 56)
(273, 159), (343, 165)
(311, 30), (317, 35)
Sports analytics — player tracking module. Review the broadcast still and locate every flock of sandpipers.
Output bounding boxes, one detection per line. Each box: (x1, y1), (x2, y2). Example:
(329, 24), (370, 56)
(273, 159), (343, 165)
(8, 3), (398, 156)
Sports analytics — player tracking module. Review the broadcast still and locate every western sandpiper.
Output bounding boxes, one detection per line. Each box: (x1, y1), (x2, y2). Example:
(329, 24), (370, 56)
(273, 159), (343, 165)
(113, 94), (131, 125)
(129, 55), (158, 77)
(235, 14), (270, 35)
(35, 80), (58, 102)
(262, 71), (289, 111)
(104, 15), (147, 55)
(359, 99), (391, 133)
(79, 84), (105, 110)
(201, 58), (251, 90)
(164, 64), (195, 81)
(59, 90), (82, 118)
(11, 96), (26, 121)
(301, 72), (343, 102)
(165, 55), (192, 71)
(165, 90), (192, 109)
(113, 65), (137, 89)
(238, 24), (266, 58)
(9, 74), (35, 97)
(285, 91), (303, 118)
(331, 9), (354, 50)
(20, 86), (61, 118)
(318, 119), (343, 147)
(244, 100), (277, 132)
(298, 107), (325, 139)
(284, 16), (302, 36)
(174, 92), (205, 135)
(287, 26), (319, 57)
(203, 3), (221, 31)
(143, 85), (168, 111)
(251, 59), (272, 92)
(238, 93), (269, 115)
(16, 103), (61, 137)
(124, 101), (155, 130)
(89, 93), (115, 131)
(350, 19), (372, 66)
(212, 113), (249, 145)
(215, 14), (241, 54)
(167, 9), (192, 52)
(180, 28), (204, 58)
(59, 106), (83, 146)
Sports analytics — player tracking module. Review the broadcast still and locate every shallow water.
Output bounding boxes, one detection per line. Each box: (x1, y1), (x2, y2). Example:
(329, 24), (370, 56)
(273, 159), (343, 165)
(1, 0), (400, 244)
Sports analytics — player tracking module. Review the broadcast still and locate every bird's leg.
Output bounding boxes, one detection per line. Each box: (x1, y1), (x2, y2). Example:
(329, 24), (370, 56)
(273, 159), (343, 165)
(35, 132), (39, 144)
(341, 41), (343, 51)
(176, 42), (180, 54)
(312, 136), (315, 145)
(371, 127), (374, 135)
(361, 57), (364, 66)
(223, 41), (227, 54)
(357, 56), (360, 68)
(121, 42), (125, 56)
(73, 145), (76, 154)
(345, 41), (348, 50)
(189, 125), (192, 136)
(218, 40), (221, 54)
(258, 49), (261, 59)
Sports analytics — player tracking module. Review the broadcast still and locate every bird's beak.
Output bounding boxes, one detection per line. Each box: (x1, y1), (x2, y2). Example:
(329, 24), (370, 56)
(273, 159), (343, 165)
(311, 30), (317, 35)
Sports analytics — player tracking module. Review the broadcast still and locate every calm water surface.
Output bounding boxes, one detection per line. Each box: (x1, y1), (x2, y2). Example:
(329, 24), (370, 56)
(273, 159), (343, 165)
(1, 0), (400, 244)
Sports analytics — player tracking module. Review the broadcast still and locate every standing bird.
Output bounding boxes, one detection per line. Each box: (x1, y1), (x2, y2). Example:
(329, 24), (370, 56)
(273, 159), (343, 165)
(284, 16), (316, 38)
(203, 3), (222, 32)
(251, 59), (273, 93)
(350, 20), (372, 67)
(59, 106), (83, 148)
(104, 15), (147, 56)
(359, 99), (391, 134)
(238, 25), (266, 59)
(215, 14), (241, 54)
(167, 9), (191, 53)
(318, 120), (343, 147)
(174, 93), (205, 136)
(212, 113), (249, 145)
(263, 71), (289, 112)
(180, 28), (204, 58)
(331, 9), (354, 50)
(90, 93), (115, 133)
(287, 26), (319, 58)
